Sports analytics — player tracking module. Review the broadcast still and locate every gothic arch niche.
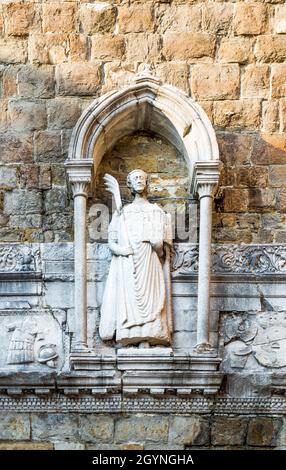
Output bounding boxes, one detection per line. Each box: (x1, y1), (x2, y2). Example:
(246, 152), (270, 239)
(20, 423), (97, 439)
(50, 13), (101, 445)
(65, 71), (222, 388)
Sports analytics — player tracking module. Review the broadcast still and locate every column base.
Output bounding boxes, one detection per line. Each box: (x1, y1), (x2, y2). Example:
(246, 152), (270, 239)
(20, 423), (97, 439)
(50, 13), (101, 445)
(194, 342), (214, 354)
(72, 341), (90, 353)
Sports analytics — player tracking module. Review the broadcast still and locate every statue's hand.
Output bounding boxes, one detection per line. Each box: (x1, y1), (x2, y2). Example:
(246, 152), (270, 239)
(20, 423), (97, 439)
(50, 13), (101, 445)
(120, 245), (134, 257)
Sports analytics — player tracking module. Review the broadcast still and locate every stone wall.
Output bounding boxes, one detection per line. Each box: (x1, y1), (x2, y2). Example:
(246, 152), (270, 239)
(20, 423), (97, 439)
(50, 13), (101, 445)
(0, 0), (285, 244)
(0, 412), (285, 450)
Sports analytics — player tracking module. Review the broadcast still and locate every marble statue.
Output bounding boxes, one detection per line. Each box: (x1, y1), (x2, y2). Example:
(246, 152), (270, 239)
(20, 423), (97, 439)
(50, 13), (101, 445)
(99, 169), (173, 347)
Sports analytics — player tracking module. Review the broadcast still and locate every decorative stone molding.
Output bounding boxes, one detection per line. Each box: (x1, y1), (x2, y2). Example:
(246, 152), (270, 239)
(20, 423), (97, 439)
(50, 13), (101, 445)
(172, 244), (286, 277)
(0, 395), (285, 414)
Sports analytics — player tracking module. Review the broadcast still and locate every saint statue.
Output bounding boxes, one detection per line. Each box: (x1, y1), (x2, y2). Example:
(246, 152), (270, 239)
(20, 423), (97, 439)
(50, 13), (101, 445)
(99, 169), (173, 347)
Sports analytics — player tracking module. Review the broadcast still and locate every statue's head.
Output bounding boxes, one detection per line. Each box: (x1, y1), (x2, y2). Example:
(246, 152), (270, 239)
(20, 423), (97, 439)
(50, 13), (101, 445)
(127, 169), (148, 195)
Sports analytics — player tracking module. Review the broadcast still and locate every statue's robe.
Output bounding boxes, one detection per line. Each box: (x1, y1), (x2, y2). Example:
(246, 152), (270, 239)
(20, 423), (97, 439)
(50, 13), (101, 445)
(99, 200), (172, 346)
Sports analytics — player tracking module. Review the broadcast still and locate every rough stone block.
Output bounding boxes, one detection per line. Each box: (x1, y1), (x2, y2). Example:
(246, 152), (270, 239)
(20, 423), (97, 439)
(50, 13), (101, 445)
(79, 3), (116, 34)
(262, 100), (279, 133)
(223, 189), (249, 213)
(47, 98), (81, 130)
(0, 413), (30, 440)
(31, 414), (79, 441)
(44, 187), (69, 213)
(213, 100), (261, 129)
(8, 99), (47, 131)
(5, 2), (41, 36)
(118, 5), (154, 33)
(237, 167), (268, 188)
(0, 129), (33, 163)
(91, 35), (125, 61)
(78, 416), (114, 443)
(158, 4), (201, 32)
(0, 442), (53, 450)
(191, 65), (240, 100)
(9, 214), (42, 229)
(248, 188), (276, 209)
(54, 442), (85, 450)
(218, 37), (254, 64)
(115, 416), (169, 443)
(42, 2), (76, 33)
(247, 417), (281, 447)
(28, 34), (69, 65)
(34, 131), (62, 163)
(217, 133), (254, 166)
(56, 63), (102, 96)
(269, 165), (286, 187)
(17, 65), (55, 99)
(272, 64), (286, 98)
(125, 34), (161, 62)
(277, 189), (286, 212)
(4, 189), (42, 215)
(39, 165), (52, 190)
(274, 5), (286, 33)
(255, 35), (286, 62)
(2, 66), (21, 98)
(169, 416), (210, 446)
(279, 99), (286, 133)
(251, 134), (286, 165)
(69, 34), (88, 62)
(0, 167), (17, 189)
(211, 417), (248, 446)
(19, 165), (39, 189)
(155, 62), (190, 94)
(162, 33), (215, 61)
(234, 3), (267, 35)
(241, 65), (270, 99)
(202, 3), (234, 34)
(0, 38), (27, 64)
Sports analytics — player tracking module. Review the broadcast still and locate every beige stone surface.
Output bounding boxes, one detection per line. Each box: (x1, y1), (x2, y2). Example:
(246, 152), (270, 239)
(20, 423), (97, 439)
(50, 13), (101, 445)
(213, 100), (261, 129)
(272, 64), (286, 98)
(0, 38), (27, 64)
(191, 64), (240, 100)
(163, 32), (215, 61)
(0, 442), (53, 450)
(56, 63), (102, 96)
(91, 35), (125, 61)
(262, 100), (279, 133)
(234, 3), (267, 35)
(118, 5), (154, 33)
(255, 35), (286, 62)
(203, 3), (234, 34)
(218, 37), (254, 64)
(42, 2), (76, 33)
(79, 3), (116, 34)
(5, 2), (41, 36)
(241, 65), (270, 99)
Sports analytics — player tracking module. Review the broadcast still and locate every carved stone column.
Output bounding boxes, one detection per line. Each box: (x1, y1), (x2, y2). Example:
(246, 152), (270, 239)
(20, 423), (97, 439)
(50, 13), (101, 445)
(65, 160), (93, 351)
(190, 161), (221, 353)
(196, 183), (216, 351)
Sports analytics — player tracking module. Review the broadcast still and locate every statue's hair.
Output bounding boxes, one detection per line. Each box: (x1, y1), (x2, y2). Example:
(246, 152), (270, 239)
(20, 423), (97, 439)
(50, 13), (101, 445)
(126, 169), (148, 191)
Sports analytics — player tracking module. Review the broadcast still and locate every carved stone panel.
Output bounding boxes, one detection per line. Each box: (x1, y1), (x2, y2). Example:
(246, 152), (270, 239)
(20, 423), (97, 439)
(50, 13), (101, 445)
(221, 311), (286, 372)
(0, 311), (65, 371)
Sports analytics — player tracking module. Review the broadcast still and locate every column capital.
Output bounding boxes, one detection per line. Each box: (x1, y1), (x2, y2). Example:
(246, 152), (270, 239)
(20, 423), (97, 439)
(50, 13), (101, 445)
(65, 159), (93, 198)
(190, 160), (222, 198)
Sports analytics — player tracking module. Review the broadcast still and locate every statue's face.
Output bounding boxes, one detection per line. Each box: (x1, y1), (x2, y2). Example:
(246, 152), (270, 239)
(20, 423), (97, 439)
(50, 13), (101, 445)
(129, 171), (147, 194)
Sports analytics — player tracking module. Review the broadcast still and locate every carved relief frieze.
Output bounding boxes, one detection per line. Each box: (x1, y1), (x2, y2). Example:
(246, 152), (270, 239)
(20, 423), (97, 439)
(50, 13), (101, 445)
(221, 311), (286, 371)
(172, 244), (286, 276)
(0, 244), (41, 273)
